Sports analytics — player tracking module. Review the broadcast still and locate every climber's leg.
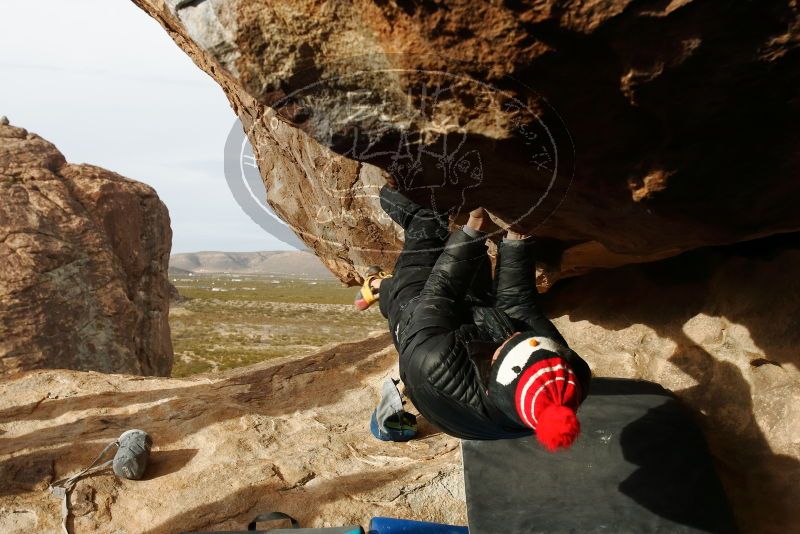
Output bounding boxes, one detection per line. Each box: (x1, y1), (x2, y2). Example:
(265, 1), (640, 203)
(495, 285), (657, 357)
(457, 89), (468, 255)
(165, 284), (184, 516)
(377, 186), (449, 341)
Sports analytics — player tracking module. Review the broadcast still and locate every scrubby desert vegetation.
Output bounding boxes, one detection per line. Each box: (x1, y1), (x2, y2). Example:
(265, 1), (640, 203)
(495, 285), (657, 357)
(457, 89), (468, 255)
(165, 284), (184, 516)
(169, 274), (385, 376)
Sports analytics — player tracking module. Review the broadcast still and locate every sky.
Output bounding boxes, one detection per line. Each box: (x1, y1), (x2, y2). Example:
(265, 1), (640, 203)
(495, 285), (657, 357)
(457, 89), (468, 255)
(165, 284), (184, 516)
(0, 0), (295, 253)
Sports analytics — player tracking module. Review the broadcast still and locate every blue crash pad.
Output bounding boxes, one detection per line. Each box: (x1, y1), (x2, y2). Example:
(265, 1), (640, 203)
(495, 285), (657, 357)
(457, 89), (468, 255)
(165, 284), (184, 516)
(369, 517), (468, 534)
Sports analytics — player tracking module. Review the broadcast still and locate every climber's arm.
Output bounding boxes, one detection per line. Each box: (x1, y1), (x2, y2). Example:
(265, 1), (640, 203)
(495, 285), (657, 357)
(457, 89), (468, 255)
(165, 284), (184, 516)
(419, 208), (489, 302)
(399, 214), (489, 373)
(494, 235), (567, 345)
(418, 230), (486, 301)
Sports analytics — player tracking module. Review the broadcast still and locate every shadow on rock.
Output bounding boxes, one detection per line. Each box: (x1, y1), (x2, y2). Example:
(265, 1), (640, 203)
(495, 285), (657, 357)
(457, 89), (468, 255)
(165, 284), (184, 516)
(145, 449), (199, 481)
(0, 333), (394, 497)
(544, 234), (800, 533)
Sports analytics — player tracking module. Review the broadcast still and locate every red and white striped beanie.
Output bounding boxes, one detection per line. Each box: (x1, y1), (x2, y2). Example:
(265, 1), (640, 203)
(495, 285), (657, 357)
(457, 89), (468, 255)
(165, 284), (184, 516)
(488, 332), (586, 451)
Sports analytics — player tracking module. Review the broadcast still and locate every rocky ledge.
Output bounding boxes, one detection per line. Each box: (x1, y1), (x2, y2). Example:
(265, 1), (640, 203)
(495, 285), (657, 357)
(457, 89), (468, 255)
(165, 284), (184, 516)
(0, 334), (464, 533)
(1, 239), (798, 533)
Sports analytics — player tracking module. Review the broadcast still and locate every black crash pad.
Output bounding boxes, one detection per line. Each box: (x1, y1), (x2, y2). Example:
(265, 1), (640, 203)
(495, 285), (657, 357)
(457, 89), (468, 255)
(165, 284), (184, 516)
(461, 379), (737, 533)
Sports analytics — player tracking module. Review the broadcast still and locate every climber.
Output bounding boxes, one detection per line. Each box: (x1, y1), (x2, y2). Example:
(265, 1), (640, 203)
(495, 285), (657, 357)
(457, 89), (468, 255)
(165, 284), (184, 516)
(356, 183), (592, 450)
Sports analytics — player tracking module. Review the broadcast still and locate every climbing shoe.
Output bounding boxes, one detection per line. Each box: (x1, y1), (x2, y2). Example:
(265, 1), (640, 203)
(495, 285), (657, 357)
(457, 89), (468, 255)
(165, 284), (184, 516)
(354, 266), (391, 311)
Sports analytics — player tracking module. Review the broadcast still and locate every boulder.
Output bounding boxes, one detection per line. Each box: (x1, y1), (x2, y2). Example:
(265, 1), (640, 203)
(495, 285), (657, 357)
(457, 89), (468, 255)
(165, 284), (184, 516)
(132, 0), (800, 284)
(0, 123), (173, 376)
(0, 334), (465, 533)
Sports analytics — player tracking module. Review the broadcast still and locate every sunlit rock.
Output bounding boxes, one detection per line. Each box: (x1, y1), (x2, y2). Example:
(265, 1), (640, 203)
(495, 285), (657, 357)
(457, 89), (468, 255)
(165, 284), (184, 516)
(0, 123), (173, 376)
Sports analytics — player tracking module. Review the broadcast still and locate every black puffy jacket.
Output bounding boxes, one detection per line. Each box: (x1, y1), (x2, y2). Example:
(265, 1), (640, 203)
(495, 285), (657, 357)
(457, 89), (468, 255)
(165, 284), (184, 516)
(394, 230), (591, 440)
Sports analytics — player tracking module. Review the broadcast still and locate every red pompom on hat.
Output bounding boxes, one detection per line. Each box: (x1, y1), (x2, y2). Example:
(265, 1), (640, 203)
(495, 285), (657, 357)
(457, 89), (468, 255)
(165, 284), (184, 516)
(514, 356), (582, 451)
(487, 332), (590, 452)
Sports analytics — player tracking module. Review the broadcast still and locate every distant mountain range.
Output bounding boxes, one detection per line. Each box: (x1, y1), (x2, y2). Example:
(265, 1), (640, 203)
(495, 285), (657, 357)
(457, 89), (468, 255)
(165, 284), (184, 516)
(169, 250), (334, 278)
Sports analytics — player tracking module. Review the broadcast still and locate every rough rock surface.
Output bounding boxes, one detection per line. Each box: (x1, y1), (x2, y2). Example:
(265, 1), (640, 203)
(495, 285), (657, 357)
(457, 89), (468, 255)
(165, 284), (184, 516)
(133, 0), (800, 284)
(0, 123), (173, 376)
(545, 235), (800, 534)
(1, 240), (797, 533)
(0, 334), (465, 533)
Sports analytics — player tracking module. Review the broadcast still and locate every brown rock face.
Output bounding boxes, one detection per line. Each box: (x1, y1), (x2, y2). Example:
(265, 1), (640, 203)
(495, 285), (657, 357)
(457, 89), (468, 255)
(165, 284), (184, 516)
(133, 0), (800, 283)
(0, 124), (173, 376)
(0, 335), (464, 533)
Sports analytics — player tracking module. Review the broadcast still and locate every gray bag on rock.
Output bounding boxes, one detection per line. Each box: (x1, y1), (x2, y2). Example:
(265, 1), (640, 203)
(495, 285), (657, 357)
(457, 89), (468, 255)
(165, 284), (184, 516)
(113, 429), (152, 480)
(49, 429), (153, 534)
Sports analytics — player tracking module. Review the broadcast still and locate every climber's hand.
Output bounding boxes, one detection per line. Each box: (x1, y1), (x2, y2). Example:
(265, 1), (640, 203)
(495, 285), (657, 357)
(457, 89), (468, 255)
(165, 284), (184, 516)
(505, 228), (532, 240)
(466, 207), (490, 233)
(385, 174), (398, 189)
